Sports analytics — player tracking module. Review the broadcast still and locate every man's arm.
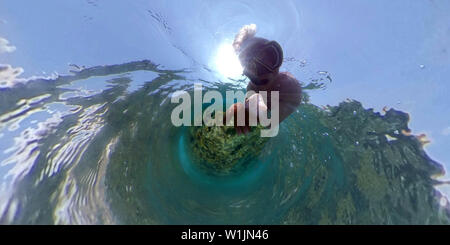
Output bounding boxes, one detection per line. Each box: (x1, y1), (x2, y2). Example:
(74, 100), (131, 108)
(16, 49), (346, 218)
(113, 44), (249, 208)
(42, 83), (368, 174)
(276, 72), (302, 123)
(223, 92), (268, 135)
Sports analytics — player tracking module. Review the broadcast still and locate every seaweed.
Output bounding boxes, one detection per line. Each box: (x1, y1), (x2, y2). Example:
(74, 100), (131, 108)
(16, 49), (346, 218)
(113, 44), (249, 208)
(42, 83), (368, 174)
(281, 101), (450, 224)
(189, 113), (270, 176)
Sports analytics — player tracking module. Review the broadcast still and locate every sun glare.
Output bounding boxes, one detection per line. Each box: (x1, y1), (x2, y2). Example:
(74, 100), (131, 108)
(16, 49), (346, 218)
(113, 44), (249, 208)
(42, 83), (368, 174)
(214, 42), (243, 78)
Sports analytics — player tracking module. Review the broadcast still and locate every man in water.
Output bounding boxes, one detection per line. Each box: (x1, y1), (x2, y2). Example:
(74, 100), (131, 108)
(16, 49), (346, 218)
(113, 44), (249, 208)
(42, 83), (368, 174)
(224, 24), (302, 135)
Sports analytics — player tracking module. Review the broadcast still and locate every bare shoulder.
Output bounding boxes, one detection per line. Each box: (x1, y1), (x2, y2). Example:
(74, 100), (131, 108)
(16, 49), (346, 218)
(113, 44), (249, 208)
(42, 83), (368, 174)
(275, 71), (302, 106)
(280, 71), (296, 79)
(278, 71), (301, 91)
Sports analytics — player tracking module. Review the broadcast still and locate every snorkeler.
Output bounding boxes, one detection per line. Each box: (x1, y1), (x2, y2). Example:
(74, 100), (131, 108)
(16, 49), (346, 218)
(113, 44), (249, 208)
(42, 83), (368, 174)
(224, 24), (302, 135)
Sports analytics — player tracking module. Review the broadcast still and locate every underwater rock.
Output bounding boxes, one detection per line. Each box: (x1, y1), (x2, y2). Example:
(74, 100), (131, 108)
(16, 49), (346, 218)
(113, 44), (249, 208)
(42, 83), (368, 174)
(189, 112), (269, 176)
(57, 60), (448, 224)
(282, 101), (450, 224)
(104, 86), (450, 224)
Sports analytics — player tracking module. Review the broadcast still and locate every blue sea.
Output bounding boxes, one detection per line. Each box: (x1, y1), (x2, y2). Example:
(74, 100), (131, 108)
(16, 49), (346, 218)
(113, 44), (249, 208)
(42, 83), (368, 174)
(0, 0), (449, 224)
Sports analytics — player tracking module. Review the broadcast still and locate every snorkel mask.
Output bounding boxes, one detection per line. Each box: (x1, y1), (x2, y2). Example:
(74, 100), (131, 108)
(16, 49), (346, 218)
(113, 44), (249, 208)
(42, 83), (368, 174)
(238, 38), (283, 85)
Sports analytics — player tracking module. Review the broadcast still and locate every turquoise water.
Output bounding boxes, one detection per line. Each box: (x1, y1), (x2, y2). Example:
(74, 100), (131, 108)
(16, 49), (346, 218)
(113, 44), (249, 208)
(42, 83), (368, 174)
(0, 60), (448, 224)
(1, 0), (450, 224)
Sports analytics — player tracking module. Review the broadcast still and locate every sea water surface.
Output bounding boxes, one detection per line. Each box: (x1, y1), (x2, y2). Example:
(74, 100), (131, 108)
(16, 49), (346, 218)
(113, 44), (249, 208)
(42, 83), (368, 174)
(0, 0), (449, 224)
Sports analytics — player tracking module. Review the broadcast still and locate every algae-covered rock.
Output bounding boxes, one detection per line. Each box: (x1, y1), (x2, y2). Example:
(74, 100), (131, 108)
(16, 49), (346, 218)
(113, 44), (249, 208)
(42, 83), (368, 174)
(354, 155), (389, 202)
(281, 100), (450, 225)
(336, 193), (356, 224)
(189, 113), (270, 176)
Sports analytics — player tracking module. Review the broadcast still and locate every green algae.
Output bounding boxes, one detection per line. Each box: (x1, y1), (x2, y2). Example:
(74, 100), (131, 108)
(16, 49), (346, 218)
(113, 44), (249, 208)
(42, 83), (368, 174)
(355, 156), (389, 202)
(92, 61), (450, 224)
(189, 116), (269, 176)
(104, 91), (450, 224)
(9, 58), (449, 225)
(336, 193), (356, 225)
(281, 100), (450, 225)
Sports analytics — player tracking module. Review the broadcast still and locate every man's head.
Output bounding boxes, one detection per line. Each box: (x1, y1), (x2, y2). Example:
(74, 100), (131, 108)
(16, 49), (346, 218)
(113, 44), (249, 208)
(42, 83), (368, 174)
(238, 37), (283, 86)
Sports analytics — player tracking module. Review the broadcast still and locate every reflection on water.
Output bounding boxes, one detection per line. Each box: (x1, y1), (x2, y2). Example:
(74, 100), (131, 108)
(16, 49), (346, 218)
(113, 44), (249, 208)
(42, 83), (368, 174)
(0, 60), (448, 224)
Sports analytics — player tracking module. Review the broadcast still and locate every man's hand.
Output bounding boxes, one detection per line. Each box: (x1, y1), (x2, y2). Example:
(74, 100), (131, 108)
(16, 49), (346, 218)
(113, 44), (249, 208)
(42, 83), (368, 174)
(223, 93), (267, 135)
(223, 102), (251, 135)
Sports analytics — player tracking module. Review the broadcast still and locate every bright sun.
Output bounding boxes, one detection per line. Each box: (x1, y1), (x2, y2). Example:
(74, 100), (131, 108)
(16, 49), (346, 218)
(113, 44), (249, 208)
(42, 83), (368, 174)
(214, 42), (243, 78)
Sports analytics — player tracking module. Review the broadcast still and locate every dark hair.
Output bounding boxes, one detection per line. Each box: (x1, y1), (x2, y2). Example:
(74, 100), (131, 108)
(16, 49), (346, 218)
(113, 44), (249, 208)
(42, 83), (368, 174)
(239, 38), (283, 76)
